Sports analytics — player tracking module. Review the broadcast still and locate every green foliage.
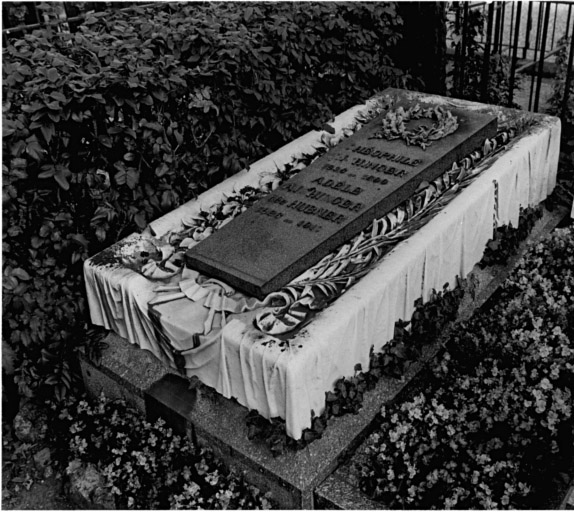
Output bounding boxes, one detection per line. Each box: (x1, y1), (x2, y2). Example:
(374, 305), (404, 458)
(480, 205), (543, 267)
(56, 394), (272, 509)
(2, 2), (406, 402)
(548, 35), (574, 127)
(448, 6), (520, 106)
(358, 226), (574, 509)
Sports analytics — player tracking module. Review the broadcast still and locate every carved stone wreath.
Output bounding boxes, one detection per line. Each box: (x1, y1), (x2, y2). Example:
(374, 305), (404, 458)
(371, 103), (459, 150)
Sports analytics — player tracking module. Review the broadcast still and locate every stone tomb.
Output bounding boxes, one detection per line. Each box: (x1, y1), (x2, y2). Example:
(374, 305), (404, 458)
(82, 87), (562, 508)
(186, 91), (497, 299)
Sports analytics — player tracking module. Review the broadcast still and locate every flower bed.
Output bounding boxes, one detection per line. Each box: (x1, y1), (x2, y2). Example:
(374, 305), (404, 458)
(55, 395), (272, 509)
(357, 226), (574, 509)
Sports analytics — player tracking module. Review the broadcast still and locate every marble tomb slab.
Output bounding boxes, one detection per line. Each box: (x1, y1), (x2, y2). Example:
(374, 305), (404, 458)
(186, 89), (497, 298)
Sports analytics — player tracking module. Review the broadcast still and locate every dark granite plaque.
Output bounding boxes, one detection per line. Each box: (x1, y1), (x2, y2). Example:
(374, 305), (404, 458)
(186, 90), (497, 299)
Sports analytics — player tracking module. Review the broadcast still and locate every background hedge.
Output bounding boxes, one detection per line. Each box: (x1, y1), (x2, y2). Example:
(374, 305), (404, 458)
(2, 2), (410, 401)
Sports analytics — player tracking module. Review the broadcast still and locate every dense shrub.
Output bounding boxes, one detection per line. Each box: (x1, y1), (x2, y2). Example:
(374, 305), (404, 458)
(358, 226), (574, 509)
(2, 2), (407, 401)
(56, 394), (271, 509)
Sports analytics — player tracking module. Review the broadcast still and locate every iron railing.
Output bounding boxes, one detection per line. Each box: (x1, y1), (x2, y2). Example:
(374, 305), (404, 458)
(448, 1), (574, 121)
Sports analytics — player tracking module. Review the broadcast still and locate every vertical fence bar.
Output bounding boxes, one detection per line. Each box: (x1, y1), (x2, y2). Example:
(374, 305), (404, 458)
(493, 1), (501, 54)
(509, 1), (515, 60)
(566, 3), (573, 43)
(508, 1), (523, 107)
(561, 28), (574, 122)
(481, 2), (495, 102)
(460, 1), (469, 97)
(550, 2), (557, 51)
(32, 3), (41, 25)
(499, 2), (506, 53)
(480, 3), (486, 45)
(453, 2), (462, 98)
(533, 2), (551, 112)
(524, 1), (534, 59)
(528, 4), (543, 111)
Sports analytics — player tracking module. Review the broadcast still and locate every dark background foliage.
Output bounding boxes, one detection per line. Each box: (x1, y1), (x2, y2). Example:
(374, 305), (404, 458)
(2, 2), (411, 401)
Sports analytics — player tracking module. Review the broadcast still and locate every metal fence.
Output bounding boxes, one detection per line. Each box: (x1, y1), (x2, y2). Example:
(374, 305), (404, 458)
(448, 1), (574, 121)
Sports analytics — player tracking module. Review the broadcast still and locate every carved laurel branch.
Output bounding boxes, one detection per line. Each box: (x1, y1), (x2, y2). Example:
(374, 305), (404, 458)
(253, 129), (515, 335)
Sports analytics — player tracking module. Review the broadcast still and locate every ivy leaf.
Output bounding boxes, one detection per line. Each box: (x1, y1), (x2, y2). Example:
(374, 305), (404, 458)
(115, 168), (126, 186)
(21, 103), (44, 113)
(50, 91), (66, 102)
(98, 135), (112, 148)
(151, 89), (167, 102)
(3, 123), (16, 138)
(45, 101), (60, 111)
(126, 169), (139, 189)
(69, 234), (88, 247)
(134, 212), (147, 230)
(3, 276), (18, 290)
(155, 163), (169, 177)
(38, 165), (55, 178)
(40, 123), (55, 144)
(11, 268), (31, 281)
(54, 166), (71, 190)
(25, 141), (44, 161)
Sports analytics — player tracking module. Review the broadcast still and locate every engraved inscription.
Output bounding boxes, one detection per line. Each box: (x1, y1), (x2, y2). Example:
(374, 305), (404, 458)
(362, 174), (389, 185)
(322, 163), (348, 174)
(255, 206), (284, 219)
(351, 157), (408, 177)
(185, 91), (498, 299)
(285, 200), (346, 224)
(351, 145), (422, 167)
(332, 154), (350, 163)
(282, 176), (366, 216)
(311, 176), (363, 195)
(297, 220), (322, 233)
(268, 195), (288, 206)
(305, 188), (363, 212)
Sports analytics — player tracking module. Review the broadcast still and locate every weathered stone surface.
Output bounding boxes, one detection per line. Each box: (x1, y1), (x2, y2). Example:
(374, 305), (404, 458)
(79, 332), (177, 415)
(186, 89), (497, 298)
